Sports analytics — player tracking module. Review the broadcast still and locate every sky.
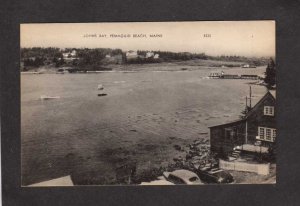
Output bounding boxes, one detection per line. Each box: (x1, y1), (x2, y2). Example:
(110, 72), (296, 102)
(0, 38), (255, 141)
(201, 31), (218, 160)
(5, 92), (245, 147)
(21, 21), (275, 57)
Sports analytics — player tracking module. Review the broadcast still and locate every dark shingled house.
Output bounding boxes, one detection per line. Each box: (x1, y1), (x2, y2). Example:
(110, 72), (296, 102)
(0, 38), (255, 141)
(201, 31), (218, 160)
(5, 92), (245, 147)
(209, 91), (276, 154)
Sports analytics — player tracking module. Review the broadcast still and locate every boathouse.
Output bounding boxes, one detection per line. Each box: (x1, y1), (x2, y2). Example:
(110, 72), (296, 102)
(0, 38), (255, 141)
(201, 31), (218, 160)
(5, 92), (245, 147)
(209, 91), (276, 154)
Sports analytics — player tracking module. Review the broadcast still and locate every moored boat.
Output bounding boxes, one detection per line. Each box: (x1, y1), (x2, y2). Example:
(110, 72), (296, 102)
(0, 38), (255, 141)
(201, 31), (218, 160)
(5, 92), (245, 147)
(40, 95), (60, 100)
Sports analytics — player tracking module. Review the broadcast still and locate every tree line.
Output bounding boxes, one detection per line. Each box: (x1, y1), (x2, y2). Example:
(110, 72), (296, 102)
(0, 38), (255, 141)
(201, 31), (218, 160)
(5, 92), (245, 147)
(21, 47), (271, 69)
(21, 47), (123, 69)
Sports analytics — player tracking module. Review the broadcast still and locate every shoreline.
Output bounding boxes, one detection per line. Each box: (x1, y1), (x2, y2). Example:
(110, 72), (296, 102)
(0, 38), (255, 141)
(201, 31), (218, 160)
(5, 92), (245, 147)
(21, 59), (267, 74)
(21, 66), (265, 75)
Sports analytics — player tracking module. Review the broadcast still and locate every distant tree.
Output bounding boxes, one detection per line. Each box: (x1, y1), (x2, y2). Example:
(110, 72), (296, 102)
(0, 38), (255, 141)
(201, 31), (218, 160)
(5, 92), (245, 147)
(240, 105), (251, 119)
(111, 49), (122, 55)
(264, 58), (276, 88)
(23, 57), (45, 67)
(55, 55), (65, 67)
(72, 59), (79, 66)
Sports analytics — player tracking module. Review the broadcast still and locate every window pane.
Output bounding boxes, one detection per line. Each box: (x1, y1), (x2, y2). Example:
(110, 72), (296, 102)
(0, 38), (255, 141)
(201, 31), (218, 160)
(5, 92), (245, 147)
(169, 175), (185, 184)
(264, 106), (274, 116)
(266, 129), (271, 140)
(272, 129), (276, 141)
(189, 177), (198, 182)
(259, 128), (265, 139)
(270, 107), (273, 115)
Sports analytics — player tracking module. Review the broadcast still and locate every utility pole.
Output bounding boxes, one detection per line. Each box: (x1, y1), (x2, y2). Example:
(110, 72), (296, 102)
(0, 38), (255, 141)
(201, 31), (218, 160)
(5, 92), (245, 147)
(249, 86), (252, 108)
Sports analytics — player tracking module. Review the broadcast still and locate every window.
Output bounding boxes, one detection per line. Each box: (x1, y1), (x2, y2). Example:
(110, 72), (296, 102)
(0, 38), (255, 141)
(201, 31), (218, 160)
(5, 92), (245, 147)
(266, 128), (272, 141)
(272, 129), (276, 142)
(189, 177), (199, 182)
(257, 127), (276, 142)
(264, 106), (274, 116)
(168, 175), (185, 184)
(259, 127), (265, 139)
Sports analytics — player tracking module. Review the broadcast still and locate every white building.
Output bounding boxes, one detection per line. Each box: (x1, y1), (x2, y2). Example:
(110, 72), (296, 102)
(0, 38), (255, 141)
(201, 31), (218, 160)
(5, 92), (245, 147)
(63, 50), (77, 58)
(146, 52), (154, 58)
(126, 50), (138, 59)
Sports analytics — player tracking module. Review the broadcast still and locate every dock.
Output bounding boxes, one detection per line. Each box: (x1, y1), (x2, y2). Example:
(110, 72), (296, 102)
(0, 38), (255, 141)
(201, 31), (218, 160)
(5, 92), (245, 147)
(209, 72), (260, 80)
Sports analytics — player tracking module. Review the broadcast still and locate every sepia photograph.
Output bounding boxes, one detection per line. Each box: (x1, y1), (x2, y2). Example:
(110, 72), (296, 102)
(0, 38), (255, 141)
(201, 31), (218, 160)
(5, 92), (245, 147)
(20, 21), (276, 186)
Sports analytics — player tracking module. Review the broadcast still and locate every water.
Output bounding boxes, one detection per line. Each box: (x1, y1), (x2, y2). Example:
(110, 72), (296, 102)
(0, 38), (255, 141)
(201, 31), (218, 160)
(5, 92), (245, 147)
(21, 67), (267, 185)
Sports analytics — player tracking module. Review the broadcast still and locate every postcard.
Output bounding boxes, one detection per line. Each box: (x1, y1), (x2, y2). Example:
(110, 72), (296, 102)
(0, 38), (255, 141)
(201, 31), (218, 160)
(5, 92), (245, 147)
(20, 21), (276, 186)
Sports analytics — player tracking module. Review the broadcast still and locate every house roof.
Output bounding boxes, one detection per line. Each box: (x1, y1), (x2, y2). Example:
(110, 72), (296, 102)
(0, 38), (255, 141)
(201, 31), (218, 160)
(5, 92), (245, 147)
(208, 119), (246, 128)
(245, 90), (276, 118)
(208, 90), (276, 128)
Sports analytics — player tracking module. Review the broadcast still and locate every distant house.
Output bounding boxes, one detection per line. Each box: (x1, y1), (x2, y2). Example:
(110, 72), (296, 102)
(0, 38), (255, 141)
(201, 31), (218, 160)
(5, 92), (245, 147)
(209, 91), (276, 154)
(146, 52), (154, 58)
(71, 50), (77, 56)
(154, 54), (159, 59)
(103, 54), (123, 64)
(126, 50), (138, 60)
(62, 52), (69, 58)
(63, 50), (77, 59)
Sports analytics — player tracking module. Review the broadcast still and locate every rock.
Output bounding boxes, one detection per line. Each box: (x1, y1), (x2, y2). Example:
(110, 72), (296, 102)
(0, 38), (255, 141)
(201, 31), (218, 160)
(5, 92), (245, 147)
(193, 146), (201, 152)
(173, 157), (179, 162)
(192, 156), (202, 161)
(173, 145), (182, 151)
(204, 139), (209, 144)
(173, 155), (183, 162)
(193, 163), (201, 170)
(191, 160), (201, 165)
(193, 140), (201, 145)
(186, 153), (193, 160)
(200, 154), (207, 159)
(194, 146), (200, 150)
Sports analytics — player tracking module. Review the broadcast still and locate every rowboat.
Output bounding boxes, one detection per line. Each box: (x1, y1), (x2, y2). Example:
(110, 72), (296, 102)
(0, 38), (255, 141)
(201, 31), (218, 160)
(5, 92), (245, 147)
(40, 95), (60, 100)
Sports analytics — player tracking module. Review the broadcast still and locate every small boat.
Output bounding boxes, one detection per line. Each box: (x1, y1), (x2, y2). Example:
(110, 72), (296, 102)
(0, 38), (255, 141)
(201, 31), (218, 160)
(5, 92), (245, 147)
(40, 95), (60, 100)
(98, 93), (107, 97)
(97, 84), (104, 90)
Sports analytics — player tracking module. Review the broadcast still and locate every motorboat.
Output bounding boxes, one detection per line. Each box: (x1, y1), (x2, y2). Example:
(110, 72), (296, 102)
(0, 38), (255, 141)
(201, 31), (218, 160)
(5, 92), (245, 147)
(97, 84), (104, 90)
(40, 95), (60, 100)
